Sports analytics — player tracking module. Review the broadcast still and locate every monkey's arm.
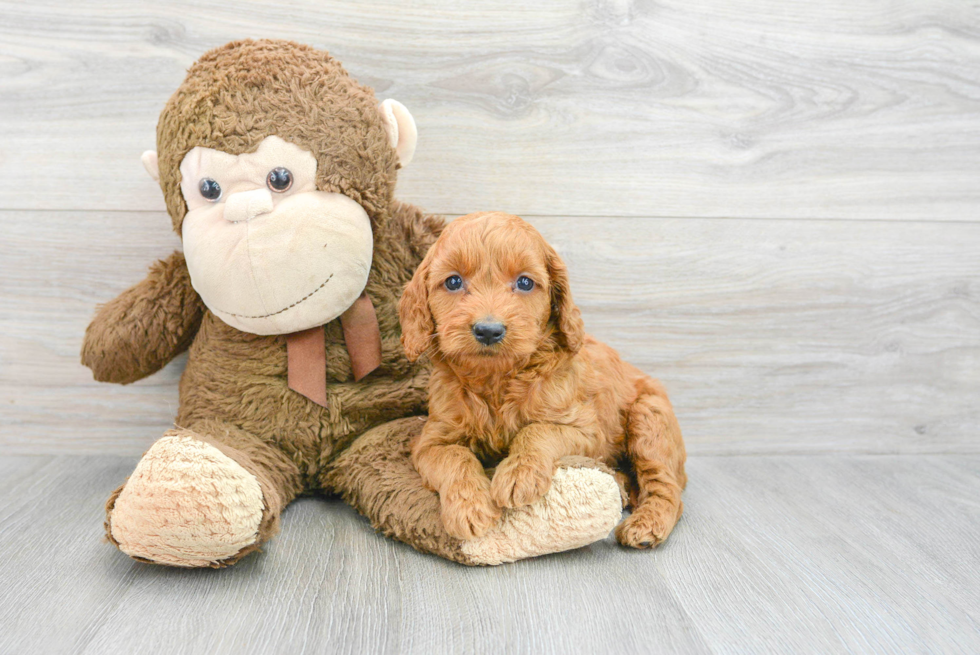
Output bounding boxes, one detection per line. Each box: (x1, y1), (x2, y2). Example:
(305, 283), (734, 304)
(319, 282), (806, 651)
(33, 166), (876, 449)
(81, 251), (205, 384)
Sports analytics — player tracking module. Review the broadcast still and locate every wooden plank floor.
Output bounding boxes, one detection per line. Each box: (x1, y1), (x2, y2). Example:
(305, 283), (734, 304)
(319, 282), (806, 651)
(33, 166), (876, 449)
(0, 454), (977, 654)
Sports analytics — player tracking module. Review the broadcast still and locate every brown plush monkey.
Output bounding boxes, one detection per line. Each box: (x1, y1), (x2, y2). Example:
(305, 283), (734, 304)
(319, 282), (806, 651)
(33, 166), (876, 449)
(82, 39), (624, 567)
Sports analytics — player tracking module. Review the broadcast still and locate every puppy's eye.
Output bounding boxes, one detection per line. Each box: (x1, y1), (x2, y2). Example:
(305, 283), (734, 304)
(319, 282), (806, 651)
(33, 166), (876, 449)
(444, 275), (463, 291)
(199, 178), (221, 202)
(267, 167), (293, 192)
(515, 276), (535, 292)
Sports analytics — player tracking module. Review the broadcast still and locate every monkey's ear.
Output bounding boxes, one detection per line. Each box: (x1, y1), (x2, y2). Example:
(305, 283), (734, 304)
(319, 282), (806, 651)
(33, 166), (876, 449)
(141, 150), (160, 181)
(379, 99), (418, 168)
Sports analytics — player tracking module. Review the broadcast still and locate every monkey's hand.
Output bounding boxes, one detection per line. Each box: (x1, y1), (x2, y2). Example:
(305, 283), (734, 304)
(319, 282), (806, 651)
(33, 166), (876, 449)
(81, 251), (204, 384)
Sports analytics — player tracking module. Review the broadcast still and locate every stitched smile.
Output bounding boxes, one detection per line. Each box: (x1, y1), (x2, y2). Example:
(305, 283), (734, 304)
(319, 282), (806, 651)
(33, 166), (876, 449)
(215, 274), (334, 319)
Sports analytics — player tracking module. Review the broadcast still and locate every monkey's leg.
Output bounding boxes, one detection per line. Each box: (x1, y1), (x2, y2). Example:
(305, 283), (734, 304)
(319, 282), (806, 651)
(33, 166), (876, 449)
(616, 392), (687, 548)
(323, 417), (625, 566)
(489, 423), (600, 509)
(105, 419), (302, 567)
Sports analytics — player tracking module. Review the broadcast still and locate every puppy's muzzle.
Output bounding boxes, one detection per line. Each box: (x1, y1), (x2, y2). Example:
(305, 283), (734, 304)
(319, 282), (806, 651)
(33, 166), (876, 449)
(472, 321), (506, 346)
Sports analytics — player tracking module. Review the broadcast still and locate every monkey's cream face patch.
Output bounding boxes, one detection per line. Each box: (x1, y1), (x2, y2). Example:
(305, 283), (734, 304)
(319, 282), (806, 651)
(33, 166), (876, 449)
(179, 136), (373, 335)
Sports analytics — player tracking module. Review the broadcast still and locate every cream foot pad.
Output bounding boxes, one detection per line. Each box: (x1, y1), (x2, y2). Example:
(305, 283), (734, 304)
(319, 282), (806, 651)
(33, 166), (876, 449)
(462, 465), (623, 565)
(108, 435), (265, 567)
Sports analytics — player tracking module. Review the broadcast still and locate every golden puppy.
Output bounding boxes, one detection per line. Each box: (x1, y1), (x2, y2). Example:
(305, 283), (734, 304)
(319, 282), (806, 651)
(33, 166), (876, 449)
(399, 212), (686, 548)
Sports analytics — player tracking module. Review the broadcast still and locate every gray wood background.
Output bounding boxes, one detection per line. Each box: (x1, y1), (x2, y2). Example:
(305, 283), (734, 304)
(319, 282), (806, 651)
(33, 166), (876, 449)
(2, 0), (978, 456)
(1, 1), (978, 653)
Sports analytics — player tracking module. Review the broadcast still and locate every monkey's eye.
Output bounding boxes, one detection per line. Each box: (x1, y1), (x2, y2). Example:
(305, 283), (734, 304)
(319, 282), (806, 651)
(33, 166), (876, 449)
(444, 275), (463, 291)
(516, 276), (535, 291)
(199, 178), (221, 202)
(266, 167), (293, 192)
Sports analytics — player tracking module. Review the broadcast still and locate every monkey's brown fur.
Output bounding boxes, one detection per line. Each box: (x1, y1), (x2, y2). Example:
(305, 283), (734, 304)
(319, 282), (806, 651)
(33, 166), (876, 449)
(82, 40), (468, 565)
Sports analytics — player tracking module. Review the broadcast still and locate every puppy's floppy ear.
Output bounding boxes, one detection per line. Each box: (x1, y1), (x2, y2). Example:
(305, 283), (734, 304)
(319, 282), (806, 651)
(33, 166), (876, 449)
(546, 244), (585, 353)
(399, 248), (435, 362)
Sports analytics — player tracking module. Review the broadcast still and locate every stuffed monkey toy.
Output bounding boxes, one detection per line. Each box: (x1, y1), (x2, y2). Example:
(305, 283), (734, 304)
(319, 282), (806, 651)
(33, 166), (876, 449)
(81, 39), (624, 567)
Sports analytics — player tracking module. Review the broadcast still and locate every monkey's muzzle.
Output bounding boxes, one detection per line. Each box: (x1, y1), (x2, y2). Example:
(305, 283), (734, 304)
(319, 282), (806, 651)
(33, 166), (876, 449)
(223, 188), (274, 223)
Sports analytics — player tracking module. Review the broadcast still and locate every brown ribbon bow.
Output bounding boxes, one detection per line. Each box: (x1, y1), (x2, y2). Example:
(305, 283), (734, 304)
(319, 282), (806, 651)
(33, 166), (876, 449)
(284, 292), (382, 407)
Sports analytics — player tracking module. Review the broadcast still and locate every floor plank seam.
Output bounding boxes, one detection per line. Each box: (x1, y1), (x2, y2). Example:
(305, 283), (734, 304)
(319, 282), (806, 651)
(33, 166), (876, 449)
(3, 207), (979, 226)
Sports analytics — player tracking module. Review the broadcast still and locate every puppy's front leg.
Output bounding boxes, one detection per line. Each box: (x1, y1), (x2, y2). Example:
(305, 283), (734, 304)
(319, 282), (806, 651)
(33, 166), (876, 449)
(491, 423), (596, 509)
(411, 421), (501, 540)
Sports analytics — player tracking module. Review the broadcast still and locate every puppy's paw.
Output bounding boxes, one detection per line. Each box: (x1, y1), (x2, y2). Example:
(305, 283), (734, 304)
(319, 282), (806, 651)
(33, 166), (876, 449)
(440, 478), (501, 540)
(615, 498), (681, 549)
(490, 456), (553, 509)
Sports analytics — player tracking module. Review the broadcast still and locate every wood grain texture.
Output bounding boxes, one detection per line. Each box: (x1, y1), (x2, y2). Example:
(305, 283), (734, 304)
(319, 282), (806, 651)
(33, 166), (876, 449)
(3, 209), (977, 455)
(2, 3), (977, 651)
(0, 454), (976, 654)
(0, 0), (978, 219)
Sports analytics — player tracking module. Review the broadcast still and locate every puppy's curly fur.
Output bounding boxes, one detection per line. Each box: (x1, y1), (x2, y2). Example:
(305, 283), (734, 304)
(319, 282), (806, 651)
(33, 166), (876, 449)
(399, 212), (687, 547)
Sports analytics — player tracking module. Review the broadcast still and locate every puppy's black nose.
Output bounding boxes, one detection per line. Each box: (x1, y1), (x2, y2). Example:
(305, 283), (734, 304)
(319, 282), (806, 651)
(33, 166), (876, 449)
(472, 321), (506, 346)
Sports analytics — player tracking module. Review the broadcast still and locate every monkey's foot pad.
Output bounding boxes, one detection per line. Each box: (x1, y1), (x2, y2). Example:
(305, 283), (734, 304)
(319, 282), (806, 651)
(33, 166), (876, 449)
(461, 463), (624, 565)
(107, 435), (265, 567)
